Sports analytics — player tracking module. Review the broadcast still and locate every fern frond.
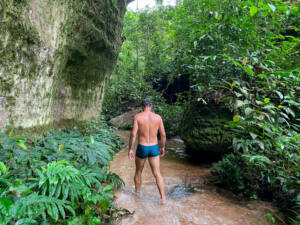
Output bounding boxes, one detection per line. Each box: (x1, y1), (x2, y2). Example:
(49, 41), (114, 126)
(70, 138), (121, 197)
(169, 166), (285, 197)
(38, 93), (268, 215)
(13, 193), (75, 221)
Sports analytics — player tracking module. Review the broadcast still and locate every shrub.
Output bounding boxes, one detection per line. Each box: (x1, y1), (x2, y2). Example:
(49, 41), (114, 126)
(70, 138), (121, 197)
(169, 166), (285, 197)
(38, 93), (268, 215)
(211, 67), (300, 222)
(0, 120), (125, 224)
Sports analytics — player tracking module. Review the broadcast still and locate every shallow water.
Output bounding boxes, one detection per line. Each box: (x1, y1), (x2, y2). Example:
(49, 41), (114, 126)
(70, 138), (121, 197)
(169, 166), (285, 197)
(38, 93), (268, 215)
(110, 130), (282, 225)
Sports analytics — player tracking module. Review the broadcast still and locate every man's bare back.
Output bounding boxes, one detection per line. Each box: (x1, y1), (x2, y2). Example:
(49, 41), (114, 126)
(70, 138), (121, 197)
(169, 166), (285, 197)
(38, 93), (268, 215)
(128, 99), (166, 204)
(135, 111), (163, 146)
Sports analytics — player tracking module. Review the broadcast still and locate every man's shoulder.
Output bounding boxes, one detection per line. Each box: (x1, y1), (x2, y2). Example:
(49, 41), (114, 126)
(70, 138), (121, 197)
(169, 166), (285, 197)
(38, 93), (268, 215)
(151, 112), (162, 120)
(134, 112), (143, 119)
(134, 112), (162, 120)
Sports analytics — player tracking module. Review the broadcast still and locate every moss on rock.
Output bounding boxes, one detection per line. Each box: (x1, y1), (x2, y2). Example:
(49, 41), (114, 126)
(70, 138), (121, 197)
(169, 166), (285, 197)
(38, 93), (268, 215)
(0, 0), (129, 129)
(179, 102), (234, 155)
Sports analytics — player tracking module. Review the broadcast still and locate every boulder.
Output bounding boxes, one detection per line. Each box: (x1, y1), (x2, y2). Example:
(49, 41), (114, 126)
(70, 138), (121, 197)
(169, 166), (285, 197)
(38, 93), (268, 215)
(179, 102), (234, 155)
(109, 108), (140, 129)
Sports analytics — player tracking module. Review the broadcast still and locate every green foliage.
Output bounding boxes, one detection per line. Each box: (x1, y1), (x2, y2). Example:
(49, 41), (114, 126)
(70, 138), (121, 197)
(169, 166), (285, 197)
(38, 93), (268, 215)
(102, 8), (184, 136)
(33, 161), (98, 202)
(0, 120), (125, 224)
(154, 103), (184, 137)
(144, 0), (299, 221)
(211, 63), (299, 222)
(103, 72), (157, 119)
(101, 171), (125, 190)
(36, 129), (114, 167)
(110, 0), (299, 222)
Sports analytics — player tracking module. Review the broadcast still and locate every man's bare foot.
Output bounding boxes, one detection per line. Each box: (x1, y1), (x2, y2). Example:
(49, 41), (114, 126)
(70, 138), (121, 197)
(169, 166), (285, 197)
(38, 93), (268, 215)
(161, 198), (167, 205)
(134, 190), (142, 197)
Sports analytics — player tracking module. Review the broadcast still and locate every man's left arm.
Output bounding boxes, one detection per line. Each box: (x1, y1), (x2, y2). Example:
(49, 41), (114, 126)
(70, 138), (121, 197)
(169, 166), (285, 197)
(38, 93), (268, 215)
(128, 115), (138, 160)
(158, 117), (166, 157)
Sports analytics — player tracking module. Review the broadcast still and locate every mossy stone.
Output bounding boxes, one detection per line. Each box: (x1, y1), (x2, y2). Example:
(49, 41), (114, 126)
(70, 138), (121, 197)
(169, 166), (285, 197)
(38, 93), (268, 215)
(179, 102), (234, 155)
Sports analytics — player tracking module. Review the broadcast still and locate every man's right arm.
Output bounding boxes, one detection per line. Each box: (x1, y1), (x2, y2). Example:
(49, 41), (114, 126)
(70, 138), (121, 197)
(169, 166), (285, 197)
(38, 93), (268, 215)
(128, 115), (138, 160)
(159, 117), (166, 156)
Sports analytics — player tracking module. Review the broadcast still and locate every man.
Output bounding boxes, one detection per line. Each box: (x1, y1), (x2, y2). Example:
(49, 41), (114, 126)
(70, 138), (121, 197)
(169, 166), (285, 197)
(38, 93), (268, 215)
(128, 98), (167, 204)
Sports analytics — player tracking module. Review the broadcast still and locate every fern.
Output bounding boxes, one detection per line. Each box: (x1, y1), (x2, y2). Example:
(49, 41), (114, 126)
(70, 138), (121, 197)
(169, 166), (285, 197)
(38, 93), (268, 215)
(101, 171), (124, 190)
(35, 130), (116, 168)
(0, 162), (7, 175)
(14, 218), (37, 225)
(0, 120), (123, 223)
(13, 193), (75, 221)
(33, 161), (103, 203)
(0, 193), (74, 223)
(34, 161), (84, 202)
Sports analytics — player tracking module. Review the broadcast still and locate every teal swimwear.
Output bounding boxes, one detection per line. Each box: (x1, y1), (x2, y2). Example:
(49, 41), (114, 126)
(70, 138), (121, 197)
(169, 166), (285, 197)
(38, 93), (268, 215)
(136, 144), (159, 158)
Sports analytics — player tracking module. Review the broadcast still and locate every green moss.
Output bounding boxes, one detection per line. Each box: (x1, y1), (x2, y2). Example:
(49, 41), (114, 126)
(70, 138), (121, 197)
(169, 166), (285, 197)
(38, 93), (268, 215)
(4, 119), (88, 137)
(0, 76), (14, 94)
(6, 96), (16, 107)
(179, 102), (234, 154)
(0, 0), (128, 129)
(0, 0), (41, 84)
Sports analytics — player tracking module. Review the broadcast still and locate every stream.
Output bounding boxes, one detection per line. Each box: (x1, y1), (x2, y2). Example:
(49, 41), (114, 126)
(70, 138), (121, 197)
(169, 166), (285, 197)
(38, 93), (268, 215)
(110, 130), (282, 225)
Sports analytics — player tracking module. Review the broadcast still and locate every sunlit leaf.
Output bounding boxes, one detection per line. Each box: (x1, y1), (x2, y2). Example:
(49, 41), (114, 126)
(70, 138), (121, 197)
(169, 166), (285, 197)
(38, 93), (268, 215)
(266, 213), (276, 223)
(250, 6), (258, 16)
(9, 129), (14, 137)
(275, 91), (283, 100)
(264, 98), (270, 104)
(16, 140), (27, 150)
(0, 162), (7, 175)
(103, 185), (113, 192)
(242, 1), (254, 7)
(233, 115), (240, 122)
(250, 132), (257, 139)
(244, 66), (254, 76)
(58, 144), (64, 152)
(90, 136), (95, 145)
(267, 4), (276, 12)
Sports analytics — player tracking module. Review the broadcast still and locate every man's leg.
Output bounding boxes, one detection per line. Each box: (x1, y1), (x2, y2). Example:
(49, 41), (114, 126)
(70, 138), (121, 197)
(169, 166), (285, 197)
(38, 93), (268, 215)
(148, 156), (166, 204)
(134, 156), (147, 193)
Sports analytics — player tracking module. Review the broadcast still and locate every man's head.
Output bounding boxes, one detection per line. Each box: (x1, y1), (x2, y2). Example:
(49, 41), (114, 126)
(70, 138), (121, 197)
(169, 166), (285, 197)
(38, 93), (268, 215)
(141, 98), (152, 110)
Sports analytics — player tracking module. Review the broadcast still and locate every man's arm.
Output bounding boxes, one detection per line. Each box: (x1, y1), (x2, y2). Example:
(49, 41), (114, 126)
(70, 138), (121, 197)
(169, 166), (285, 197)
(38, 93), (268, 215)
(159, 117), (166, 156)
(128, 115), (138, 160)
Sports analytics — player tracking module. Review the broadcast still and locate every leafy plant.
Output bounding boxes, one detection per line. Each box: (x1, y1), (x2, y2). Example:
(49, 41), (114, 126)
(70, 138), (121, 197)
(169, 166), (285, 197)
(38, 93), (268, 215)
(33, 161), (100, 202)
(0, 120), (125, 224)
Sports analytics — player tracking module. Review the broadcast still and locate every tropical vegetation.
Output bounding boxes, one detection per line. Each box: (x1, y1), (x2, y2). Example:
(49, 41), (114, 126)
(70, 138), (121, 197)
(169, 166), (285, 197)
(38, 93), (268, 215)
(103, 0), (299, 223)
(0, 120), (126, 224)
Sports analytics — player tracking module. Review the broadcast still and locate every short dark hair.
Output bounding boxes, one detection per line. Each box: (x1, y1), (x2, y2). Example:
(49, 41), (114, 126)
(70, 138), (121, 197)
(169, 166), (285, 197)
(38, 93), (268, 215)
(141, 98), (152, 107)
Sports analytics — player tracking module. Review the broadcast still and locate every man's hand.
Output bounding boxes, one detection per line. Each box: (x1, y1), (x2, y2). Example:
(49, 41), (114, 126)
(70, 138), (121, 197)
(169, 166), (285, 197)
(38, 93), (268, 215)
(128, 149), (134, 160)
(159, 147), (165, 157)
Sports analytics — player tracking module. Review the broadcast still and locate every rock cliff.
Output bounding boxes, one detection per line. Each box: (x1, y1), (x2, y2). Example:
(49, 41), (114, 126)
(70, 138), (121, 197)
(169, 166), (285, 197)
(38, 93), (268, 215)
(0, 0), (131, 129)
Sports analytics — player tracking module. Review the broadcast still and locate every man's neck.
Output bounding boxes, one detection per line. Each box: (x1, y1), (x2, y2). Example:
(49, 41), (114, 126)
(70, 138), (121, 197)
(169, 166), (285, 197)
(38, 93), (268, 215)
(143, 107), (151, 112)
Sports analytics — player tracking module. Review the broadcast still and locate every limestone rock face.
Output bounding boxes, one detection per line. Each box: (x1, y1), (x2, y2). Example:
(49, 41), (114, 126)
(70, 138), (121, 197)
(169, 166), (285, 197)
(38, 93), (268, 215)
(179, 103), (234, 155)
(0, 0), (130, 129)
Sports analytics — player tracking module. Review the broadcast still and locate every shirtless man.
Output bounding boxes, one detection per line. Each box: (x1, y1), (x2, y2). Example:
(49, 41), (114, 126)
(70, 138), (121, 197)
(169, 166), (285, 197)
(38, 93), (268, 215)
(128, 98), (167, 204)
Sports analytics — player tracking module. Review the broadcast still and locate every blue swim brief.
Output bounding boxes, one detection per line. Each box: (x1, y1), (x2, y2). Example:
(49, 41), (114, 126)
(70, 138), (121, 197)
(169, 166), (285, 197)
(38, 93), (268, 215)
(136, 144), (159, 158)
